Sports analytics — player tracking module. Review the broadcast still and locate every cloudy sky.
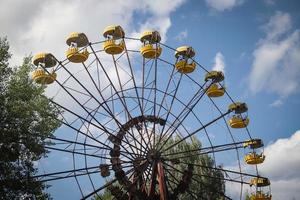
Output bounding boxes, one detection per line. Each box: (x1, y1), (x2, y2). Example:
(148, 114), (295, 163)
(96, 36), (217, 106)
(1, 0), (300, 199)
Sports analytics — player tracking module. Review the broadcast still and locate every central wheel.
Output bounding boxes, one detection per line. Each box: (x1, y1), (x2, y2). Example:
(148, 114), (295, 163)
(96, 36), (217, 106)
(147, 149), (161, 163)
(106, 113), (191, 200)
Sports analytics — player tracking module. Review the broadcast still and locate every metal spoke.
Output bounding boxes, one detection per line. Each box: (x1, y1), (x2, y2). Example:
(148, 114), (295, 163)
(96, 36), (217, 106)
(162, 140), (246, 157)
(89, 44), (151, 153)
(48, 98), (145, 160)
(163, 161), (233, 200)
(161, 110), (231, 152)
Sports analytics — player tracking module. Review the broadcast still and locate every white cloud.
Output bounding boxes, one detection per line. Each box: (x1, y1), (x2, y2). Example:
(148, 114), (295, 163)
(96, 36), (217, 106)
(174, 29), (188, 41)
(263, 11), (292, 40)
(260, 131), (300, 181)
(205, 0), (243, 11)
(0, 0), (186, 66)
(226, 130), (300, 199)
(264, 0), (276, 5)
(259, 130), (300, 199)
(0, 0), (186, 122)
(269, 99), (283, 107)
(212, 52), (226, 73)
(248, 12), (300, 103)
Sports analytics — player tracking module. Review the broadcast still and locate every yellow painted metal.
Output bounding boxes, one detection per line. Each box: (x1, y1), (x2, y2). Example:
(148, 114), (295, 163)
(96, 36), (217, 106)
(140, 44), (162, 59)
(206, 83), (225, 97)
(140, 31), (162, 58)
(175, 46), (195, 58)
(243, 139), (264, 149)
(250, 192), (272, 200)
(103, 25), (125, 39)
(33, 53), (57, 68)
(244, 152), (265, 165)
(103, 40), (125, 55)
(174, 46), (196, 73)
(66, 32), (89, 47)
(250, 177), (270, 187)
(228, 116), (249, 128)
(32, 69), (56, 85)
(175, 60), (196, 74)
(204, 70), (224, 82)
(228, 102), (248, 114)
(66, 47), (89, 63)
(140, 31), (161, 43)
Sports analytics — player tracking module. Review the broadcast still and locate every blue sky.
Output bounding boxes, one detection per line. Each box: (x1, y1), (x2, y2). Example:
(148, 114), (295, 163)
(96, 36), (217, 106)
(1, 0), (300, 199)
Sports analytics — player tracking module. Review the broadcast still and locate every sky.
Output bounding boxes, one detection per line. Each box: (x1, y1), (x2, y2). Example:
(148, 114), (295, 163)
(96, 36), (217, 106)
(1, 0), (300, 199)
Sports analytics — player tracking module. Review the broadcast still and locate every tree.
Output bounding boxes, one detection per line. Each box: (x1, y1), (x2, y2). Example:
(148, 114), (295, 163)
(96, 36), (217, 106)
(92, 189), (114, 200)
(165, 135), (225, 200)
(0, 37), (61, 199)
(93, 135), (225, 200)
(245, 193), (251, 200)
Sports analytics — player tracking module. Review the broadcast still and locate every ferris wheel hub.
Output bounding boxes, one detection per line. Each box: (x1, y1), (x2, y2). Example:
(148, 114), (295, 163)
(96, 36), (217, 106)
(147, 149), (162, 163)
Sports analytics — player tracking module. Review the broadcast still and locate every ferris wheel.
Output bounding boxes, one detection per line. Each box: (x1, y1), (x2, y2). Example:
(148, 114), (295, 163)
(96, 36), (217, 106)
(31, 25), (272, 200)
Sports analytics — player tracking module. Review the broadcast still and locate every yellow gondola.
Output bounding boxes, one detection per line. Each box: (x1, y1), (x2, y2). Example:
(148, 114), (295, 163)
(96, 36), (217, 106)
(174, 46), (196, 74)
(228, 102), (248, 114)
(228, 115), (249, 128)
(32, 69), (56, 85)
(250, 177), (270, 187)
(227, 102), (249, 128)
(206, 83), (225, 97)
(250, 192), (272, 200)
(103, 25), (125, 55)
(175, 60), (196, 73)
(204, 71), (224, 83)
(65, 32), (89, 63)
(140, 31), (162, 59)
(33, 53), (57, 68)
(244, 152), (265, 165)
(243, 139), (264, 149)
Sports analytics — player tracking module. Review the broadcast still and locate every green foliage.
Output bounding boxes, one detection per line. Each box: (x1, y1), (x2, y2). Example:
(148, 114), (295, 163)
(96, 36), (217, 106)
(244, 192), (251, 200)
(0, 37), (61, 199)
(92, 190), (113, 200)
(0, 37), (12, 94)
(163, 135), (225, 200)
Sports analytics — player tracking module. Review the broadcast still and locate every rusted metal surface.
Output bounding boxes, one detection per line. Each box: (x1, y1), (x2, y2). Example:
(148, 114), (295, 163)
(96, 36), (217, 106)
(157, 162), (167, 200)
